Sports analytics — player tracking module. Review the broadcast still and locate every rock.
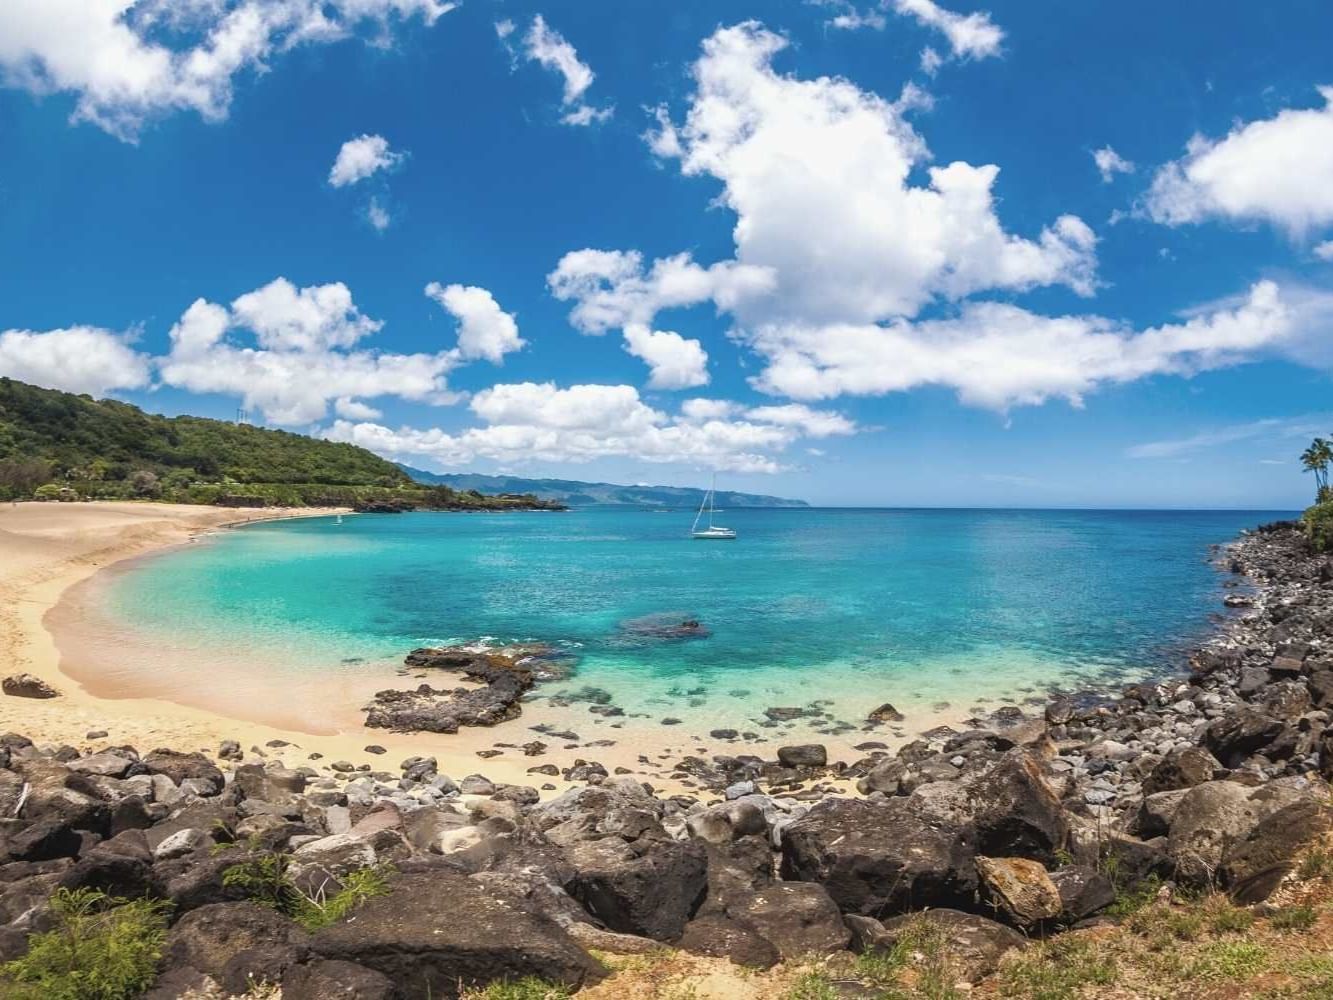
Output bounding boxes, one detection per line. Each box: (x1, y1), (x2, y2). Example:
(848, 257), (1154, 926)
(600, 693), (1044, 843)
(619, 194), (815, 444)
(677, 913), (780, 969)
(165, 902), (311, 984)
(1, 674), (58, 699)
(68, 752), (133, 778)
(1049, 865), (1115, 923)
(856, 757), (906, 796)
(975, 856), (1061, 927)
(966, 750), (1067, 861)
(1143, 747), (1222, 796)
(311, 872), (604, 997)
(1135, 789), (1190, 838)
(563, 836), (708, 940)
(849, 909), (1026, 984)
(765, 707), (809, 722)
(367, 648), (541, 733)
(1044, 698), (1075, 726)
(710, 729), (739, 740)
(725, 881), (850, 958)
(291, 833), (378, 878)
(152, 828), (211, 862)
(1221, 797), (1333, 903)
(218, 740), (243, 762)
(780, 798), (977, 916)
(777, 744), (827, 768)
(142, 749), (224, 796)
(282, 960), (395, 1000)
(5, 818), (82, 862)
(868, 703), (905, 723)
(685, 800), (767, 844)
(1203, 709), (1284, 768)
(1167, 781), (1266, 884)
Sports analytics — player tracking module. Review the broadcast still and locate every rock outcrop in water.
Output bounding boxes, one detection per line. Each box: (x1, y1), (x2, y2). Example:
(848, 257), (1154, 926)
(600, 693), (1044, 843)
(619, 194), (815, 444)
(1, 519), (1331, 996)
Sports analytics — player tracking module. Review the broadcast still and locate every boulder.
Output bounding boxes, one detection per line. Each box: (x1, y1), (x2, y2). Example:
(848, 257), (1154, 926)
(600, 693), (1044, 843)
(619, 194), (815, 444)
(1202, 709), (1284, 768)
(966, 751), (1067, 860)
(1134, 789), (1190, 839)
(856, 757), (907, 796)
(676, 913), (780, 969)
(311, 872), (604, 997)
(1, 674), (58, 699)
(975, 856), (1061, 927)
(1049, 865), (1115, 923)
(1167, 781), (1265, 884)
(1142, 747), (1222, 796)
(777, 745), (828, 768)
(725, 881), (849, 958)
(282, 960), (395, 1000)
(1221, 797), (1333, 903)
(684, 800), (767, 845)
(141, 750), (224, 796)
(165, 902), (311, 983)
(563, 836), (708, 940)
(780, 798), (977, 916)
(848, 909), (1026, 984)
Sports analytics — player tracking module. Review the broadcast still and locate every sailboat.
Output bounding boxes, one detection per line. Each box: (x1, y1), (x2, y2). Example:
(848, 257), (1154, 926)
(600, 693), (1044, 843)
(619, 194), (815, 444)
(691, 475), (737, 540)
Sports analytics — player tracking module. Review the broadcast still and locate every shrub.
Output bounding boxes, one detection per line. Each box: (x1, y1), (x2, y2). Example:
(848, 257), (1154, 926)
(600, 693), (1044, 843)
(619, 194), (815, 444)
(1308, 502), (1333, 553)
(0, 888), (172, 1000)
(1270, 905), (1318, 932)
(462, 979), (574, 1000)
(222, 852), (392, 932)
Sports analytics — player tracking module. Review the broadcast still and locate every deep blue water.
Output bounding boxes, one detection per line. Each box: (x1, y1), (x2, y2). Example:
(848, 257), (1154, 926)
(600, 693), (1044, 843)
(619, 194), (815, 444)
(100, 508), (1293, 724)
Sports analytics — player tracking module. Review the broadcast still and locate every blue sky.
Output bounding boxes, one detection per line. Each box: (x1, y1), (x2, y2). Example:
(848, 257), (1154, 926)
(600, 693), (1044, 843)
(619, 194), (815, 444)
(1, 0), (1331, 507)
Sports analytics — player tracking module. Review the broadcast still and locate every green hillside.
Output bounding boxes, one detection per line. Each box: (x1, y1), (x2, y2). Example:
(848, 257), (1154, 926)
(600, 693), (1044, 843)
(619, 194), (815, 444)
(0, 379), (559, 511)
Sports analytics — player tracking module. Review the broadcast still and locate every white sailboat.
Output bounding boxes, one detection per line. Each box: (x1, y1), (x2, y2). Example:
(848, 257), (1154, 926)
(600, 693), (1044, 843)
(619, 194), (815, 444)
(691, 475), (737, 540)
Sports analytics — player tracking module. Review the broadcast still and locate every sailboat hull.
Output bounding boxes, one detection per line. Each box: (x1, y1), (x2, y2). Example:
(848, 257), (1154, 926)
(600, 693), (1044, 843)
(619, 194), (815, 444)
(692, 528), (737, 540)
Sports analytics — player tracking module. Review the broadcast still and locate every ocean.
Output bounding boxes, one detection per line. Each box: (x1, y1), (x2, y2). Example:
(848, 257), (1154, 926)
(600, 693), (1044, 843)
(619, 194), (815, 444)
(87, 507), (1295, 736)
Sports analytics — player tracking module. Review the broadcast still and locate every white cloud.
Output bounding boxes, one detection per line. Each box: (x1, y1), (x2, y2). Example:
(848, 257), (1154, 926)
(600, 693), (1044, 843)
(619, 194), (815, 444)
(1126, 415), (1332, 459)
(518, 14), (612, 127)
(328, 134), (404, 187)
(920, 46), (944, 76)
(743, 403), (856, 436)
(494, 19), (515, 40)
(335, 397), (382, 420)
(553, 21), (1094, 362)
(1144, 87), (1333, 237)
(424, 282), (525, 363)
(746, 280), (1305, 410)
(622, 324), (709, 390)
(0, 0), (454, 140)
(366, 196), (391, 231)
(158, 279), (460, 425)
(1315, 240), (1333, 261)
(324, 382), (856, 473)
(1092, 145), (1135, 183)
(0, 326), (151, 396)
(891, 0), (1003, 61)
(810, 1), (887, 31)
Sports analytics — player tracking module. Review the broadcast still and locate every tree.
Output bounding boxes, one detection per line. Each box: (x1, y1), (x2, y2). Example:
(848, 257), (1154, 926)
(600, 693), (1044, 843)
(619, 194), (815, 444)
(1302, 438), (1332, 499)
(129, 469), (161, 498)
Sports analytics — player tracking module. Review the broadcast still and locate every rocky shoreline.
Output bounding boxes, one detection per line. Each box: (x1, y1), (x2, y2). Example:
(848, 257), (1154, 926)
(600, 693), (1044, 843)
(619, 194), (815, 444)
(0, 519), (1330, 998)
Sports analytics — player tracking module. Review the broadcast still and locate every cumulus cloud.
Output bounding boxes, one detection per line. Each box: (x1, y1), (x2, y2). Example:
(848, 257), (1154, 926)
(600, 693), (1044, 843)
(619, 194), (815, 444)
(516, 15), (612, 126)
(366, 196), (391, 231)
(890, 0), (1003, 60)
(334, 397), (382, 420)
(637, 23), (1096, 328)
(424, 282), (525, 364)
(1143, 87), (1333, 237)
(1093, 145), (1135, 183)
(158, 278), (460, 425)
(1317, 241), (1333, 262)
(622, 324), (709, 390)
(324, 381), (855, 473)
(328, 134), (404, 187)
(0, 326), (152, 396)
(0, 0), (454, 140)
(746, 280), (1307, 410)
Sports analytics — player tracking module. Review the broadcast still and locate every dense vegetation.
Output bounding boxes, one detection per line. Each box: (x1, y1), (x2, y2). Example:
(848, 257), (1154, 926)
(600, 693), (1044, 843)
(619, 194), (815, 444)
(1301, 437), (1333, 552)
(0, 378), (559, 510)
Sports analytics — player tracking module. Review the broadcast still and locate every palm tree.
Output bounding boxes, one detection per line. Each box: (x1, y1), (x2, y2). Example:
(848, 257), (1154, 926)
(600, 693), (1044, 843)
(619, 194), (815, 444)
(1302, 438), (1332, 498)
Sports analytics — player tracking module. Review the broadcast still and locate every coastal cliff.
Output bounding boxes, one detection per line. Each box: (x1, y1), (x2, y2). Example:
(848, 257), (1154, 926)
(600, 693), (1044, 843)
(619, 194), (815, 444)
(0, 520), (1331, 997)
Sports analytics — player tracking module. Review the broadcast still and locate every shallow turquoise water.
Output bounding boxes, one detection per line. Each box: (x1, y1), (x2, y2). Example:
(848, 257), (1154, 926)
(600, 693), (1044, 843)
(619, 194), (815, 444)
(98, 508), (1292, 726)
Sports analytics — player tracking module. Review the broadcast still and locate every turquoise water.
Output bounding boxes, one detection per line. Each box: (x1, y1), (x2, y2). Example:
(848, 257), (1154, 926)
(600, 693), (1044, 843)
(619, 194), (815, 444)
(95, 508), (1292, 730)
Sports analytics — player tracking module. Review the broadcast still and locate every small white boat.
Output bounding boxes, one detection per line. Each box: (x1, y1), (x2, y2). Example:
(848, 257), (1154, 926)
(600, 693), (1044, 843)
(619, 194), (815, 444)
(691, 475), (737, 540)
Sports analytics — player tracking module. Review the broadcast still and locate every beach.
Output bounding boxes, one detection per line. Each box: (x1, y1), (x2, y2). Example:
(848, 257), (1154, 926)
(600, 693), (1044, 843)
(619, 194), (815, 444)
(3, 501), (928, 794)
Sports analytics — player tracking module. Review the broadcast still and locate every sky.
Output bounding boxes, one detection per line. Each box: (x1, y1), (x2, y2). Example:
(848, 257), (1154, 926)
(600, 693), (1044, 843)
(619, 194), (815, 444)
(1, 1), (1331, 508)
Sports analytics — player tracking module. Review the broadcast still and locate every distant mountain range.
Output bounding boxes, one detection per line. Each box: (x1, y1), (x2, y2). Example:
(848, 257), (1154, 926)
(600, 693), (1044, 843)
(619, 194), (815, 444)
(398, 467), (808, 508)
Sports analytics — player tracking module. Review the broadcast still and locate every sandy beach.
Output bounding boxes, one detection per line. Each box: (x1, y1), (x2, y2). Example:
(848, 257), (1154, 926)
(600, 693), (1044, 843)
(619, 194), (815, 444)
(1, 501), (960, 797)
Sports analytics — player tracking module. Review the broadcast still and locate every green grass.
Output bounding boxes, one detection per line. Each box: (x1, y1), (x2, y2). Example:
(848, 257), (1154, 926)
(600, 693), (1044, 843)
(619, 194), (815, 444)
(997, 936), (1117, 1000)
(784, 972), (840, 1000)
(0, 888), (172, 1000)
(221, 852), (392, 932)
(1302, 849), (1333, 881)
(1270, 905), (1319, 932)
(461, 978), (574, 1000)
(1189, 940), (1269, 981)
(1104, 874), (1164, 919)
(1209, 903), (1256, 934)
